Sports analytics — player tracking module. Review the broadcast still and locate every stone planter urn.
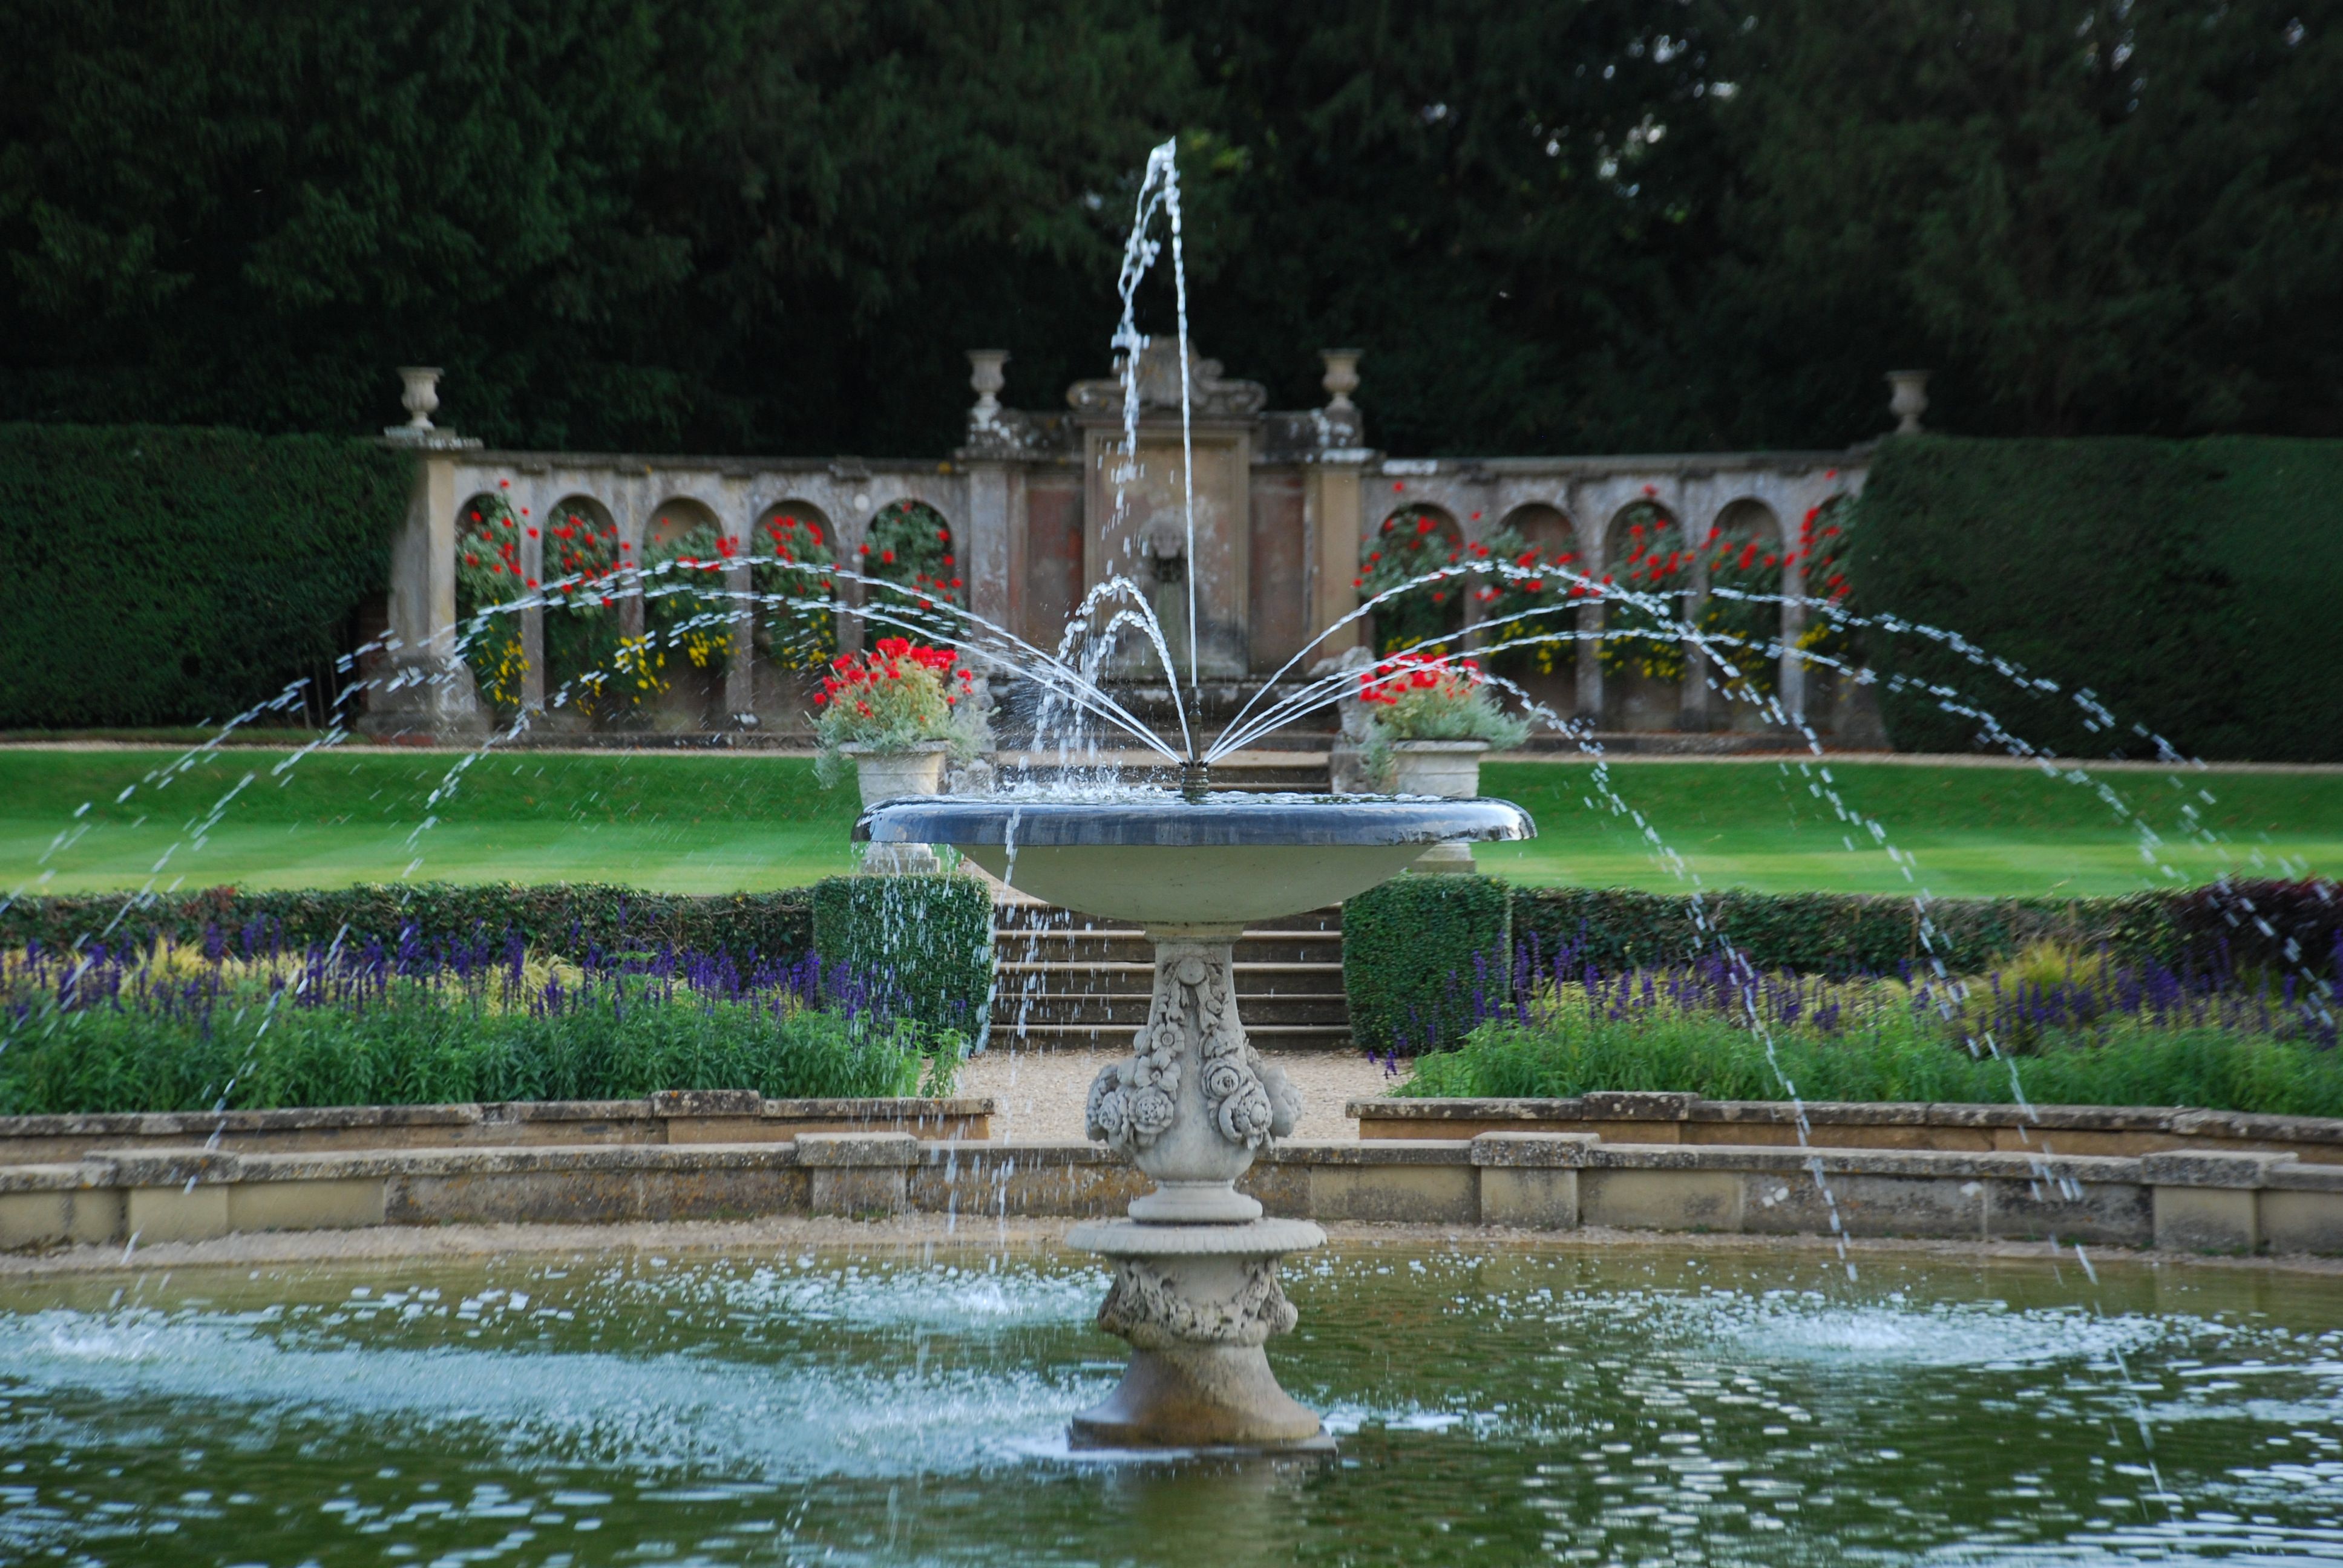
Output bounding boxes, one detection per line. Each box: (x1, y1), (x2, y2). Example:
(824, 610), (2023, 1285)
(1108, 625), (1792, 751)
(842, 742), (949, 874)
(1388, 739), (1489, 872)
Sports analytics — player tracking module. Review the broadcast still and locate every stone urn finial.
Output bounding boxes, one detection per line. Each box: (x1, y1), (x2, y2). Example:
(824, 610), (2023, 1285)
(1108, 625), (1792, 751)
(1320, 348), (1362, 413)
(1887, 369), (1930, 435)
(967, 349), (1009, 428)
(397, 367), (442, 431)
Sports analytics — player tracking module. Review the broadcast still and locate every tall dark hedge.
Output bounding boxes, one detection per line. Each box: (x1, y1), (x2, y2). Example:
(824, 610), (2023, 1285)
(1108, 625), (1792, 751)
(0, 425), (411, 727)
(811, 875), (995, 1038)
(1509, 881), (2340, 981)
(1848, 437), (2343, 762)
(1342, 874), (1512, 1056)
(0, 883), (814, 973)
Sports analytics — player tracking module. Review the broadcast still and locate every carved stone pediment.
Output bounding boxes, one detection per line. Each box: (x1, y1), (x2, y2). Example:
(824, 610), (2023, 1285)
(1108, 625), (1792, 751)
(1067, 341), (1267, 422)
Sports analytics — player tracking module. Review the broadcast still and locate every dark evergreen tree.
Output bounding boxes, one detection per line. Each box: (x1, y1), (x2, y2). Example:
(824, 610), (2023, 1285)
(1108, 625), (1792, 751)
(2, 0), (2336, 452)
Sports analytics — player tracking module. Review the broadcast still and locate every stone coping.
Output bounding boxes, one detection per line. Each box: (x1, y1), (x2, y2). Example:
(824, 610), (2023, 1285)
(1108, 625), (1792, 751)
(0, 1093), (993, 1163)
(11, 1129), (2343, 1257)
(10, 1132), (2335, 1193)
(1350, 1093), (2343, 1161)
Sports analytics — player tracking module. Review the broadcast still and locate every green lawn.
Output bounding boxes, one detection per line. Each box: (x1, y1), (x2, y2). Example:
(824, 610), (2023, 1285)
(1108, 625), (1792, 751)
(0, 749), (864, 895)
(1, 748), (2336, 899)
(1477, 759), (2343, 897)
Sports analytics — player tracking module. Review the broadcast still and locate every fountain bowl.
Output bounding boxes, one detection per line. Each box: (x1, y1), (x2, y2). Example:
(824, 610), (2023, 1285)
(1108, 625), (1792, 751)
(851, 793), (1534, 927)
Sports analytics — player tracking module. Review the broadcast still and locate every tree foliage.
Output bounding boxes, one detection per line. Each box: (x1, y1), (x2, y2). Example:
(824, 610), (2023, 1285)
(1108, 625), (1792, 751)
(1, 1), (2337, 454)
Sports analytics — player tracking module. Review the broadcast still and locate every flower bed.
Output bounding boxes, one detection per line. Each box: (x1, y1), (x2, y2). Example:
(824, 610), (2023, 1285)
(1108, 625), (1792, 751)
(1400, 936), (2343, 1117)
(0, 930), (962, 1117)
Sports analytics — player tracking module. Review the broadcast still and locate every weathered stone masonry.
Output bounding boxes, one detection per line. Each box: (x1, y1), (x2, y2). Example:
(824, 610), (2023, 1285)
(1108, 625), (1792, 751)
(366, 348), (1880, 740)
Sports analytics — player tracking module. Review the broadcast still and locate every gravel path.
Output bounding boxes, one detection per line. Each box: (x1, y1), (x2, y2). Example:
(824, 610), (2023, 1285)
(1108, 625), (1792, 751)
(962, 1046), (1407, 1142)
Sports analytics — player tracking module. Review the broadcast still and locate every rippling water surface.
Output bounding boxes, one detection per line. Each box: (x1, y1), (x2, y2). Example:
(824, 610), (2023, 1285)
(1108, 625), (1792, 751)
(6, 1243), (2343, 1564)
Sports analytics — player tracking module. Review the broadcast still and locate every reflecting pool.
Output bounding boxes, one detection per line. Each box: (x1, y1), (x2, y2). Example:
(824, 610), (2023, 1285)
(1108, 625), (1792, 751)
(6, 1242), (2343, 1564)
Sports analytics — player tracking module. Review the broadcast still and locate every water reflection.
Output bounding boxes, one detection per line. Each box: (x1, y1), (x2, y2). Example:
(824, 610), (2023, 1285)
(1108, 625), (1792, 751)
(5, 1244), (2343, 1564)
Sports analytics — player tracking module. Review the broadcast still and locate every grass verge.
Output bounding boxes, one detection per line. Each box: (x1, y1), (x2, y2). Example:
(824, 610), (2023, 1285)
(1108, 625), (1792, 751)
(0, 747), (2337, 897)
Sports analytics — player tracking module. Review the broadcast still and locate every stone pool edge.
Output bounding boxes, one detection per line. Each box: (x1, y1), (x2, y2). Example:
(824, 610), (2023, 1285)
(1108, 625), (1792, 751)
(6, 1130), (2340, 1260)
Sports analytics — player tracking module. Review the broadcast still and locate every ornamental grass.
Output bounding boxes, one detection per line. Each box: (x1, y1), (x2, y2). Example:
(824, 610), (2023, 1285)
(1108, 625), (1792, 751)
(0, 930), (961, 1117)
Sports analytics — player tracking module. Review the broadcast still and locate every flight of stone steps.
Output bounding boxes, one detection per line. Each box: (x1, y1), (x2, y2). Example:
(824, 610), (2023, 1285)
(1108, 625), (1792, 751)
(991, 748), (1332, 794)
(989, 903), (1354, 1052)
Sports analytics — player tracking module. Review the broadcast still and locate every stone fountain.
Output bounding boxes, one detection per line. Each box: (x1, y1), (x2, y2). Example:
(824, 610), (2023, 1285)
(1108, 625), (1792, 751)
(854, 792), (1533, 1448)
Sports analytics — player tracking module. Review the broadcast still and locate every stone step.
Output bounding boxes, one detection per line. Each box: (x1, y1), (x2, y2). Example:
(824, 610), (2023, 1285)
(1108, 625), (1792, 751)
(988, 1021), (1358, 1051)
(992, 750), (1333, 795)
(986, 901), (1351, 1050)
(995, 960), (1346, 993)
(995, 992), (1350, 1028)
(994, 935), (1343, 965)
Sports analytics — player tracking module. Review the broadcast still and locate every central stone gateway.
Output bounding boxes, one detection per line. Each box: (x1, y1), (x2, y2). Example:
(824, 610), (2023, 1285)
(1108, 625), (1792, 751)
(851, 794), (1538, 1451)
(1069, 926), (1328, 1447)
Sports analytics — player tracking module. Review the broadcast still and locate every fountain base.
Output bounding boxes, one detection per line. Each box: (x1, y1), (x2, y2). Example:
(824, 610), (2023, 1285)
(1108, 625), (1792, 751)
(1067, 1217), (1327, 1449)
(1069, 1347), (1334, 1451)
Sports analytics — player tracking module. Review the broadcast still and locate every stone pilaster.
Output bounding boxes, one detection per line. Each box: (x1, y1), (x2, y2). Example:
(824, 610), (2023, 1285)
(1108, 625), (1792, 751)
(360, 448), (488, 740)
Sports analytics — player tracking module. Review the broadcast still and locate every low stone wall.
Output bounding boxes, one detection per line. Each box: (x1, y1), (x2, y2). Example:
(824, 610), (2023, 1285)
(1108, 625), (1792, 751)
(0, 1092), (992, 1163)
(1352, 1093), (2343, 1163)
(8, 1131), (2342, 1258)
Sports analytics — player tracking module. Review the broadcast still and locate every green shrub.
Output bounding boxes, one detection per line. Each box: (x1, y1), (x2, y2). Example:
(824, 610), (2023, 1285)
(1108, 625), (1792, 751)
(0, 883), (815, 972)
(0, 424), (412, 728)
(1846, 436), (2343, 762)
(811, 874), (994, 1037)
(1342, 873), (1511, 1054)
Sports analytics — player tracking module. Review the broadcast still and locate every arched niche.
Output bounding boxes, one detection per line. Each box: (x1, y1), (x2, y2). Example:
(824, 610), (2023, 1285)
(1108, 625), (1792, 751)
(1699, 498), (1786, 706)
(634, 497), (734, 716)
(752, 500), (839, 670)
(453, 489), (529, 713)
(1362, 503), (1466, 655)
(860, 498), (963, 642)
(539, 493), (627, 720)
(646, 496), (723, 557)
(1481, 503), (1580, 680)
(1498, 502), (1575, 561)
(1598, 499), (1689, 700)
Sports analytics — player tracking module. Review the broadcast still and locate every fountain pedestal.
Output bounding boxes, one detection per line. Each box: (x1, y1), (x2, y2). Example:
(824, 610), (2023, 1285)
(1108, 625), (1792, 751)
(1072, 927), (1328, 1449)
(850, 795), (1538, 1450)
(1066, 1217), (1329, 1448)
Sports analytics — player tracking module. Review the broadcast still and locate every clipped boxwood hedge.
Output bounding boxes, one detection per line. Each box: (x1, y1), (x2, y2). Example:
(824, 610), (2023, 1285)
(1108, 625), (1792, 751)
(0, 883), (815, 971)
(0, 423), (412, 728)
(1849, 436), (2343, 763)
(811, 874), (995, 1039)
(1343, 874), (1513, 1056)
(1510, 880), (2336, 978)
